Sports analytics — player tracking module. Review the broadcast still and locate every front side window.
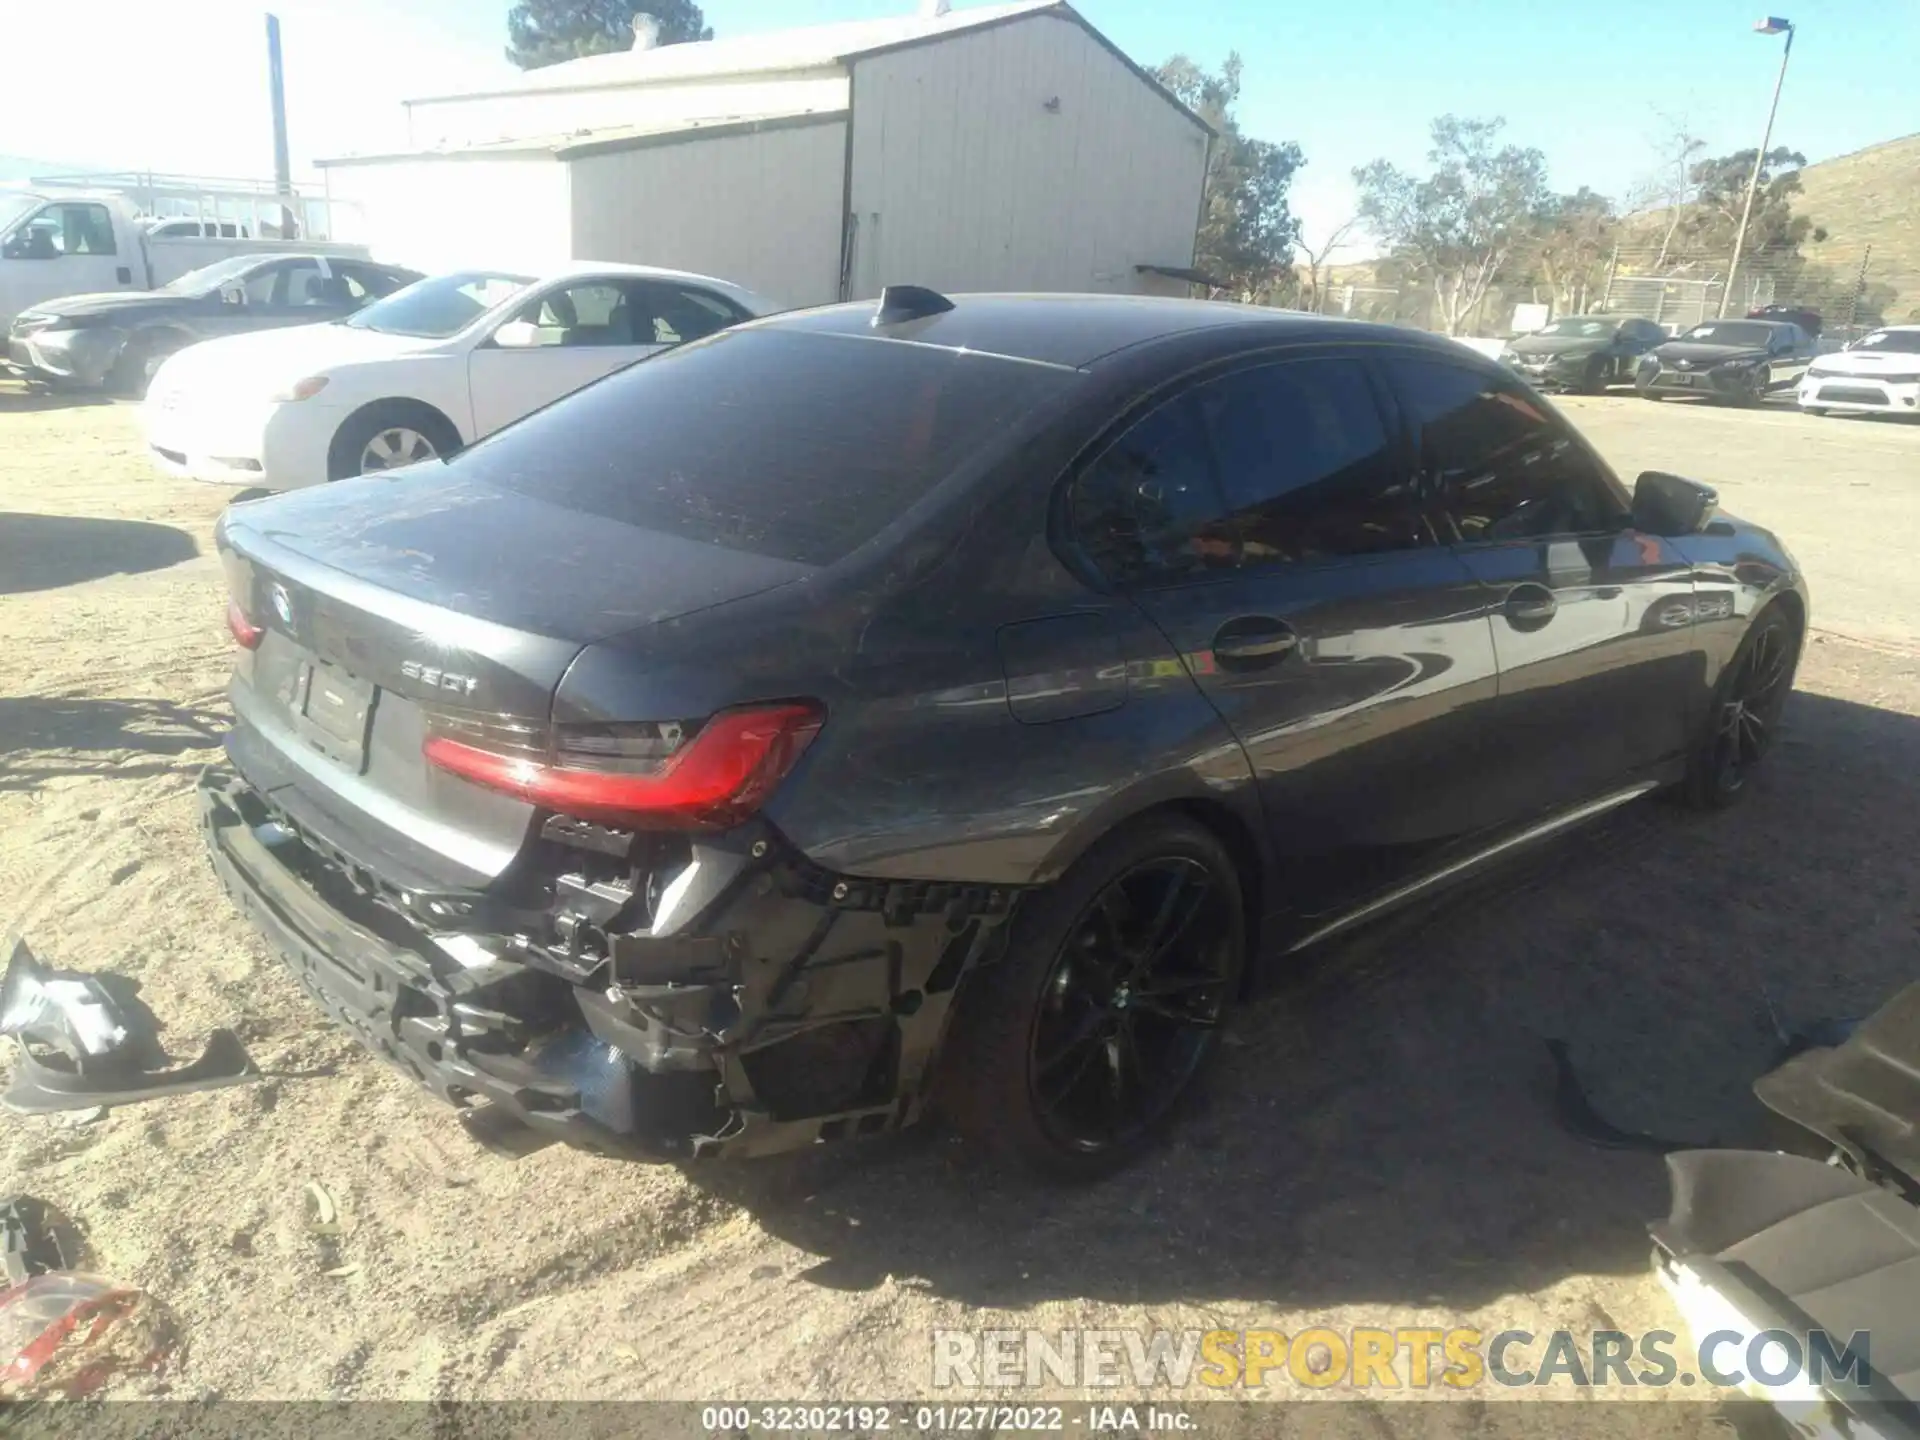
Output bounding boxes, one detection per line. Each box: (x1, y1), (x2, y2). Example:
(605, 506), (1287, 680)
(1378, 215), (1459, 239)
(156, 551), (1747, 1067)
(1070, 396), (1239, 587)
(1198, 359), (1425, 563)
(242, 263), (286, 306)
(1387, 357), (1626, 543)
(280, 262), (331, 306)
(506, 281), (634, 346)
(2, 203), (115, 259)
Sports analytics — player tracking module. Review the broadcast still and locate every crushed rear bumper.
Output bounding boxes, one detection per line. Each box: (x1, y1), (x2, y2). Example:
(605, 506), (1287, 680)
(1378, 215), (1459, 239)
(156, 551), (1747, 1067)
(198, 763), (1015, 1160)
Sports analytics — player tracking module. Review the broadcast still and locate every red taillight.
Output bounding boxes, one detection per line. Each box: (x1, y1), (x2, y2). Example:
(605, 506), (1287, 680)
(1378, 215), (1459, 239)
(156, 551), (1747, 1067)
(227, 598), (263, 649)
(423, 702), (823, 830)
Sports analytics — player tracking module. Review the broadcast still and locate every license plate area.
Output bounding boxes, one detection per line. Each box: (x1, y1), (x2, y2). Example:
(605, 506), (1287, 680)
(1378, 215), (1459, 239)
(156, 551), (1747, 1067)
(291, 659), (377, 772)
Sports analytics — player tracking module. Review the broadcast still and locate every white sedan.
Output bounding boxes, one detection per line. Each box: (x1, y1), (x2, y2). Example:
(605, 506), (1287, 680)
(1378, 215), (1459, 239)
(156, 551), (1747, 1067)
(142, 263), (780, 490)
(1797, 325), (1920, 419)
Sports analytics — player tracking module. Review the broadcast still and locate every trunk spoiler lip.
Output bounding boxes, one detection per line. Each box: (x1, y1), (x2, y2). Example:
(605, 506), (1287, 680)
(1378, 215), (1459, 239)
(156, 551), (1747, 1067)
(216, 511), (589, 662)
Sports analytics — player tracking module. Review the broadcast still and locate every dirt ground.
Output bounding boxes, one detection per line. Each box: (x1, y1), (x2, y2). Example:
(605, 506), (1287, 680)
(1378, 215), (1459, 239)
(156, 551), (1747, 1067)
(2, 382), (1917, 1416)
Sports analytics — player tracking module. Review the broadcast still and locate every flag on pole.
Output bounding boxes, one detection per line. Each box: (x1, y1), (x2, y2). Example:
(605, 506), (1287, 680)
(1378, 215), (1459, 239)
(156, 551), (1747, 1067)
(1754, 17), (1792, 34)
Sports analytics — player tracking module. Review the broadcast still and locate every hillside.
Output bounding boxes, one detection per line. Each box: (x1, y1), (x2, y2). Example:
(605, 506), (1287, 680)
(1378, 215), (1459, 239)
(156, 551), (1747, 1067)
(1795, 132), (1920, 323)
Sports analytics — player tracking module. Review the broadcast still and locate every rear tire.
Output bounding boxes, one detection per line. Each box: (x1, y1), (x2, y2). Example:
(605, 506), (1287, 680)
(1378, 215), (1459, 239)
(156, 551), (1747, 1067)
(1637, 386), (1663, 402)
(1803, 407), (1828, 417)
(936, 814), (1246, 1180)
(327, 401), (463, 481)
(1679, 605), (1801, 810)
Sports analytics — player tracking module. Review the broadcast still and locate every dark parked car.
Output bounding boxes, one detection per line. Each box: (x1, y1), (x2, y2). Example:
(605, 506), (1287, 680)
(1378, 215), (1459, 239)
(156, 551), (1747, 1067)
(7, 253), (422, 395)
(1747, 303), (1823, 339)
(1500, 314), (1667, 392)
(200, 291), (1809, 1177)
(1635, 318), (1816, 404)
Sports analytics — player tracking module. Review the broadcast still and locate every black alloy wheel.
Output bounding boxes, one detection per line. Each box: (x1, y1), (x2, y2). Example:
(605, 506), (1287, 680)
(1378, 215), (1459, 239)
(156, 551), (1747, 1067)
(937, 815), (1246, 1179)
(1028, 857), (1237, 1157)
(1685, 607), (1799, 808)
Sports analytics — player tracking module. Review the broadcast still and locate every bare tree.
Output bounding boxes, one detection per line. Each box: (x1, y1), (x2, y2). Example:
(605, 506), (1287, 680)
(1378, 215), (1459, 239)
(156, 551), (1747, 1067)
(1630, 111), (1707, 270)
(1297, 216), (1361, 313)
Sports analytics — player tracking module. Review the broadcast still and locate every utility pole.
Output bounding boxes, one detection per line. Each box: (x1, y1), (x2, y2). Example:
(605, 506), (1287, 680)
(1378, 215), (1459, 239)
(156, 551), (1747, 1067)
(267, 14), (295, 238)
(1721, 17), (1795, 317)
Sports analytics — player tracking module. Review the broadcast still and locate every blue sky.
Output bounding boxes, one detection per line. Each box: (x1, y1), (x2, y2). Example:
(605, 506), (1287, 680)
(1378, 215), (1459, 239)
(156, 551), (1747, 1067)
(4, 0), (1914, 254)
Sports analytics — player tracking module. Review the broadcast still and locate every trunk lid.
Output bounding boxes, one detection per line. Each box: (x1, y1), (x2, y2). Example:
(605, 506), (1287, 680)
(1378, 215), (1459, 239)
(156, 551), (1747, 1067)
(216, 476), (813, 886)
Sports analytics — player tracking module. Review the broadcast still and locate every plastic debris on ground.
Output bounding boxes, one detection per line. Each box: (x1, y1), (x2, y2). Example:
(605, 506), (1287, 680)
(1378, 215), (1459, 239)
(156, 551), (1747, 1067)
(0, 1273), (179, 1400)
(0, 934), (256, 1115)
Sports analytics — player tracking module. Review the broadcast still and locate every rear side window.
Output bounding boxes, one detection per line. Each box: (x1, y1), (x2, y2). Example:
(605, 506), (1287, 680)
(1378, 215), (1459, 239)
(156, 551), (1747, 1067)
(1388, 357), (1627, 542)
(459, 328), (1076, 567)
(1070, 396), (1239, 586)
(1198, 360), (1424, 563)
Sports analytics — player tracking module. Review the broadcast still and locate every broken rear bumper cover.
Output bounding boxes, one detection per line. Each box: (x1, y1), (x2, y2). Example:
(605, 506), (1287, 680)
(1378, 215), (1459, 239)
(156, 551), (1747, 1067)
(198, 764), (1015, 1160)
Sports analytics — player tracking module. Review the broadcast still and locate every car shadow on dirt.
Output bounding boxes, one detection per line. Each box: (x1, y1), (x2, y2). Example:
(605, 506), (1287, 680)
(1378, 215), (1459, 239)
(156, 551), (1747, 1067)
(0, 382), (115, 412)
(0, 696), (225, 792)
(691, 686), (1920, 1313)
(0, 512), (198, 595)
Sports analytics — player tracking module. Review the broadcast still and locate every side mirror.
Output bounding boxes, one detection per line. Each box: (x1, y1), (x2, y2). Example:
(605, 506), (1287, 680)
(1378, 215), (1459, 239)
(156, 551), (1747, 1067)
(1632, 471), (1719, 537)
(492, 319), (541, 349)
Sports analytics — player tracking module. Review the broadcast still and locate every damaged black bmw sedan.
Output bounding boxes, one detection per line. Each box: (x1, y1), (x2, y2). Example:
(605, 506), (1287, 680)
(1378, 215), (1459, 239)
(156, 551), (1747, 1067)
(201, 289), (1809, 1177)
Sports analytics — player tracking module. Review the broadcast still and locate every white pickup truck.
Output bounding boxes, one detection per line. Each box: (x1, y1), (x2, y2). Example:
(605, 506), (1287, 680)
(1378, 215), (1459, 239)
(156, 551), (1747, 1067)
(0, 185), (368, 334)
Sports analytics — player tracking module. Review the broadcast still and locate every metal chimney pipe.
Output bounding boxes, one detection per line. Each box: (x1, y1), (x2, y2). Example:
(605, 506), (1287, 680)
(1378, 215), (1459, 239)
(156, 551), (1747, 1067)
(267, 14), (296, 237)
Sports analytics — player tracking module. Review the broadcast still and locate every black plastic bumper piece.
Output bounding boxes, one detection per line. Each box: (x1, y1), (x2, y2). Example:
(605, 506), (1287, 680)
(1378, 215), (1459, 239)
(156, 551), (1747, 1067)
(199, 764), (1017, 1160)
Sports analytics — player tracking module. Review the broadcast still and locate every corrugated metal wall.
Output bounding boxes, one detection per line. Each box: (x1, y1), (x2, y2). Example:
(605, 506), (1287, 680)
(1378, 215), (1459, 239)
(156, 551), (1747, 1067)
(320, 157), (572, 273)
(406, 74), (848, 150)
(567, 119), (848, 309)
(845, 14), (1207, 300)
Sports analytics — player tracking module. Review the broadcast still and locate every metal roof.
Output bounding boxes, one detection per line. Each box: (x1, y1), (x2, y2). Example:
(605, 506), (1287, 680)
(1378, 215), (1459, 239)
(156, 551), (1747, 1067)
(317, 109), (846, 168)
(404, 2), (1210, 137)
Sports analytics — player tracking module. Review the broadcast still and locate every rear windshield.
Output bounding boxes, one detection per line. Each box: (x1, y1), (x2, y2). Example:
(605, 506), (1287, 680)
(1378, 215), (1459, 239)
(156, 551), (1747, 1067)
(452, 328), (1078, 567)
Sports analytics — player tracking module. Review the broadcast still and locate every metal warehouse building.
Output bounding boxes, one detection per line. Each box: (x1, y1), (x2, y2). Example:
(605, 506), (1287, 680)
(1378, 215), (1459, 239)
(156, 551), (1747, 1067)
(318, 1), (1213, 307)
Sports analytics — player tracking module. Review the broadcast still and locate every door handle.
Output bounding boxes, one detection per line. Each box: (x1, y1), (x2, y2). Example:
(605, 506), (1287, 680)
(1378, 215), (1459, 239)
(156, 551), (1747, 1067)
(1503, 584), (1558, 628)
(1212, 616), (1298, 670)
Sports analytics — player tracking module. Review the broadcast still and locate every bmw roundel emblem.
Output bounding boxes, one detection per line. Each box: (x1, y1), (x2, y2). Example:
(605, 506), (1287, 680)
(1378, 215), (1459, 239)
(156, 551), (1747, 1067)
(269, 583), (294, 627)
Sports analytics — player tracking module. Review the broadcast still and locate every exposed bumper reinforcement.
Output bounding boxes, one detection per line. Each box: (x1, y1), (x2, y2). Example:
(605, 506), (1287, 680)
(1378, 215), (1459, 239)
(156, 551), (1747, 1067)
(199, 764), (1017, 1160)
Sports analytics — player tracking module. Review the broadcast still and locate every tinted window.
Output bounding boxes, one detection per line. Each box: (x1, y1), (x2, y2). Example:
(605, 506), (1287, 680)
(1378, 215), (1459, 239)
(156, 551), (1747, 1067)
(460, 328), (1076, 567)
(1389, 357), (1625, 542)
(1071, 396), (1239, 586)
(637, 284), (740, 345)
(1199, 360), (1427, 563)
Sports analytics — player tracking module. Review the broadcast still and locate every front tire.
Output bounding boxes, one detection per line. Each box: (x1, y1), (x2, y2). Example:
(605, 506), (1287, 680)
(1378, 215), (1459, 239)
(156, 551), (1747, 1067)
(936, 814), (1246, 1180)
(327, 401), (462, 481)
(1680, 605), (1801, 809)
(107, 331), (182, 399)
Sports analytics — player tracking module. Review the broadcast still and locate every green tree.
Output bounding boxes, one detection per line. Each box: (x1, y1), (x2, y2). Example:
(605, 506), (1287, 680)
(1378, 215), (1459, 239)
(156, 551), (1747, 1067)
(1672, 146), (1824, 264)
(1522, 187), (1619, 315)
(506, 1), (711, 70)
(1354, 115), (1550, 334)
(1154, 54), (1305, 304)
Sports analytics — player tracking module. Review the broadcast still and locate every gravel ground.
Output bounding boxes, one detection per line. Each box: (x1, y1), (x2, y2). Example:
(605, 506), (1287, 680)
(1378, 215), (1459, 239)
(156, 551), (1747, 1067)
(1, 380), (1916, 1417)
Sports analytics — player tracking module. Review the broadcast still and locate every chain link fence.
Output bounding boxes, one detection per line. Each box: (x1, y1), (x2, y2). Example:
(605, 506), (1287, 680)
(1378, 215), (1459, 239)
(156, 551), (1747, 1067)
(1310, 245), (1895, 347)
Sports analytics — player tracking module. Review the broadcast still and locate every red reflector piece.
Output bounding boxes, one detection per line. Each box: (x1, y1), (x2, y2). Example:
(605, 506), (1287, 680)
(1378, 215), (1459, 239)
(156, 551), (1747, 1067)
(227, 598), (263, 649)
(424, 703), (822, 830)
